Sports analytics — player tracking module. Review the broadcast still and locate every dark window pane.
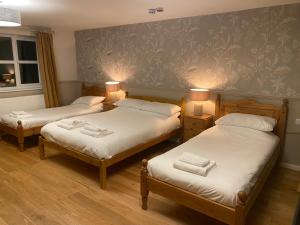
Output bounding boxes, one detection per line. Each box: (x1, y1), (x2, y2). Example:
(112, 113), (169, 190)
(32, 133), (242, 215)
(0, 37), (13, 60)
(19, 64), (39, 84)
(0, 64), (16, 88)
(17, 40), (37, 60)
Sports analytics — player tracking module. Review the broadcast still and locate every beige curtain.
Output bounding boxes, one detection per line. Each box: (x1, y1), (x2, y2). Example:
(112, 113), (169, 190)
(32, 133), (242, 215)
(37, 32), (60, 108)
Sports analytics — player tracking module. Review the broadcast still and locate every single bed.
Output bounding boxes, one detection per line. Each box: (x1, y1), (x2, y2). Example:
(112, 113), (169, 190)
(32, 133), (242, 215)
(0, 83), (106, 151)
(39, 96), (185, 189)
(140, 94), (288, 225)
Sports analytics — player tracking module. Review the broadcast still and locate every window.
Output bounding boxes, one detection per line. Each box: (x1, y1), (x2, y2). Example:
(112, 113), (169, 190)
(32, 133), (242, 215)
(0, 35), (41, 91)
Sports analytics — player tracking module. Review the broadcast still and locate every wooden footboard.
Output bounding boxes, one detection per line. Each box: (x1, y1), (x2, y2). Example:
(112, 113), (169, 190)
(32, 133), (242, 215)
(39, 128), (181, 189)
(141, 145), (280, 225)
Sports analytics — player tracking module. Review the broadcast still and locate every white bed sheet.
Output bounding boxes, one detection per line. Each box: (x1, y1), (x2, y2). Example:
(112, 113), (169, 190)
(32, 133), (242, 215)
(148, 125), (279, 207)
(41, 107), (180, 159)
(0, 104), (103, 129)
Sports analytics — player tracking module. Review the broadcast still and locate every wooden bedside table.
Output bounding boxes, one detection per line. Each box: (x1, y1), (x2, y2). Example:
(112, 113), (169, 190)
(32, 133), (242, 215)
(103, 102), (116, 112)
(183, 114), (213, 142)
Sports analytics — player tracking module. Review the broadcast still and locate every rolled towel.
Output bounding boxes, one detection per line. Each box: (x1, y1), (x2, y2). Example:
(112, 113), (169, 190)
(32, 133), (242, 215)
(178, 152), (210, 167)
(57, 120), (85, 130)
(60, 119), (84, 126)
(173, 160), (216, 176)
(83, 124), (105, 132)
(11, 111), (28, 115)
(57, 123), (76, 130)
(80, 129), (113, 138)
(9, 114), (32, 119)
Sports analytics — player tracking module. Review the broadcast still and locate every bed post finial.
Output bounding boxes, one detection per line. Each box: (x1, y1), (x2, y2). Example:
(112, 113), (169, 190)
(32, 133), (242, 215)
(278, 98), (289, 151)
(237, 191), (248, 205)
(16, 120), (24, 152)
(142, 159), (148, 168)
(235, 191), (247, 225)
(215, 94), (221, 119)
(141, 159), (149, 210)
(180, 97), (186, 127)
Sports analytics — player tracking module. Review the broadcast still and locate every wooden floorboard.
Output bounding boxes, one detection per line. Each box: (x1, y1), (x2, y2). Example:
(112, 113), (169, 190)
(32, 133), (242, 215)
(0, 135), (299, 225)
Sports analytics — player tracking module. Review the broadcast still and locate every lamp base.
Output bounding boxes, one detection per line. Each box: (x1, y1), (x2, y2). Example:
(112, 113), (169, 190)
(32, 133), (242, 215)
(194, 103), (203, 116)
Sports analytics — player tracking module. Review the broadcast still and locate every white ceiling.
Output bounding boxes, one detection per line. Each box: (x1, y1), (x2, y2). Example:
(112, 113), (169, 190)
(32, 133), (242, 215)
(1, 0), (300, 31)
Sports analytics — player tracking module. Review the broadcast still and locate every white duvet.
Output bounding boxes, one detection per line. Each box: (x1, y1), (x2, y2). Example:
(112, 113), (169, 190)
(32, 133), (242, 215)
(148, 125), (279, 207)
(0, 104), (103, 129)
(41, 107), (180, 159)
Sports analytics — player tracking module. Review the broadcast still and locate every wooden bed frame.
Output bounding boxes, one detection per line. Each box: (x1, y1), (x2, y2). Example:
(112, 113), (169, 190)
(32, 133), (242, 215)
(141, 94), (288, 225)
(0, 83), (106, 151)
(39, 95), (186, 189)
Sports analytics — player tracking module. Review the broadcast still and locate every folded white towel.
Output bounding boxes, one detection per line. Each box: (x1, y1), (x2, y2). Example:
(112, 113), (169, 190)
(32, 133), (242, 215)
(178, 152), (210, 167)
(80, 129), (113, 138)
(57, 120), (85, 130)
(11, 111), (28, 115)
(60, 119), (83, 126)
(173, 160), (216, 176)
(83, 124), (105, 132)
(9, 114), (32, 119)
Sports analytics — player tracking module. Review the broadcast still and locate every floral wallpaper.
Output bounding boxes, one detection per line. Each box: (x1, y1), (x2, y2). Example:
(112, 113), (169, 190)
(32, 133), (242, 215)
(75, 3), (300, 98)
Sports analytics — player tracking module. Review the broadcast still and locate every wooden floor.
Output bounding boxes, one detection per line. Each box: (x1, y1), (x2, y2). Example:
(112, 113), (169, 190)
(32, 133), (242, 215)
(0, 135), (299, 225)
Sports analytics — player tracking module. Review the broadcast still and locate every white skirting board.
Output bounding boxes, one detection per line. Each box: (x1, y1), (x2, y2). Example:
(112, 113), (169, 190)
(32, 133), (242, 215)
(280, 163), (300, 172)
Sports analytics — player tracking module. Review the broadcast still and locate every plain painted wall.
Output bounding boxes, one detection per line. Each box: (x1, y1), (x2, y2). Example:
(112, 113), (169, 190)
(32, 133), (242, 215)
(53, 31), (78, 81)
(53, 31), (81, 105)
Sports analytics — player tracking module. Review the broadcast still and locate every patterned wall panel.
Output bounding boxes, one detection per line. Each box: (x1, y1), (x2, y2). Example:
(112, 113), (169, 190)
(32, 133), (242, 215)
(75, 3), (300, 98)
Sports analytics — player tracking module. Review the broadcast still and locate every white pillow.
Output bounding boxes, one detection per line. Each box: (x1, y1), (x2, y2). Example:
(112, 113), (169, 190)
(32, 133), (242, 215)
(114, 98), (181, 117)
(139, 101), (181, 117)
(114, 98), (148, 109)
(72, 96), (105, 106)
(215, 113), (277, 132)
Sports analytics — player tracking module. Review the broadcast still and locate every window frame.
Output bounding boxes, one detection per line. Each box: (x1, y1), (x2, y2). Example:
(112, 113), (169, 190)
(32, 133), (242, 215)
(0, 34), (42, 92)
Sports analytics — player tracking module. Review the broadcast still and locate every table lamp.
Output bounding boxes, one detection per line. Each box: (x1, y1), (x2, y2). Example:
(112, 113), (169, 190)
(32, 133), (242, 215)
(105, 81), (121, 102)
(105, 81), (120, 92)
(190, 88), (209, 116)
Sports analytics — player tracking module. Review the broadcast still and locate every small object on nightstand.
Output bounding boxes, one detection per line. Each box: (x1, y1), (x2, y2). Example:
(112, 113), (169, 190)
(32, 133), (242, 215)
(103, 102), (116, 112)
(183, 114), (213, 142)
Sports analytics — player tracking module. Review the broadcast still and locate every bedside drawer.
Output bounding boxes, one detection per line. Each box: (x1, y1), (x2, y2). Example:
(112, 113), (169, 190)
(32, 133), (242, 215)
(183, 114), (213, 142)
(184, 117), (205, 128)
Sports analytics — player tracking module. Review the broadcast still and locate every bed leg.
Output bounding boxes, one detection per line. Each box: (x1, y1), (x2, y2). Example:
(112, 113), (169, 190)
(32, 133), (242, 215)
(17, 120), (24, 152)
(39, 136), (45, 160)
(99, 161), (107, 189)
(234, 191), (247, 225)
(141, 159), (149, 210)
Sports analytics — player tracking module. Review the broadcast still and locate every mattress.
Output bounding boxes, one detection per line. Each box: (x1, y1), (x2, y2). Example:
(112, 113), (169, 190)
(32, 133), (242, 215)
(0, 103), (103, 129)
(148, 125), (279, 207)
(41, 107), (180, 159)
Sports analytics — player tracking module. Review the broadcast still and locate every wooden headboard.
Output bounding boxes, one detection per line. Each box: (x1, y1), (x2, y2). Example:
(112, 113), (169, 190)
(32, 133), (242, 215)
(215, 94), (288, 150)
(128, 95), (186, 125)
(81, 83), (107, 97)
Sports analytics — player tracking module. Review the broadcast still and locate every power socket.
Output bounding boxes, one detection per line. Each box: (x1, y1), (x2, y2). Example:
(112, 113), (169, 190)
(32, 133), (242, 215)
(296, 119), (300, 125)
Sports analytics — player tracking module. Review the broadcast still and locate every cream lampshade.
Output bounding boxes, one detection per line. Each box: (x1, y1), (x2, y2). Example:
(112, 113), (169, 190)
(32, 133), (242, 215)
(105, 81), (120, 92)
(105, 81), (121, 103)
(190, 88), (209, 116)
